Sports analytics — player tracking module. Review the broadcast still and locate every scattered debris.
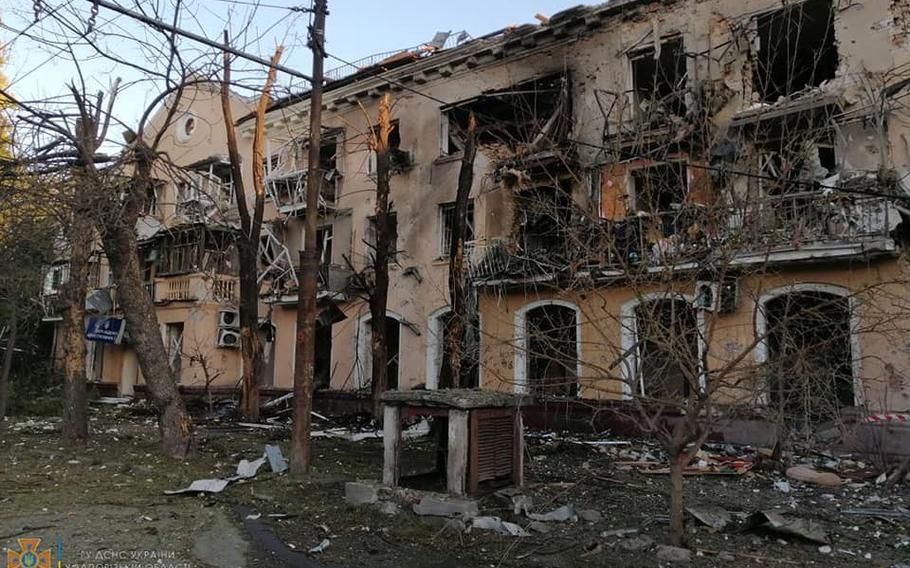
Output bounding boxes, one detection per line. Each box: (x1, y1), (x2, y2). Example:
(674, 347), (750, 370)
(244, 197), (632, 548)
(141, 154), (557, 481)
(527, 504), (576, 523)
(686, 505), (731, 531)
(165, 479), (230, 495)
(471, 516), (530, 537)
(628, 452), (754, 476)
(376, 501), (400, 516)
(264, 445), (288, 474)
(786, 466), (843, 487)
(511, 495), (533, 515)
(744, 511), (828, 544)
(773, 480), (792, 493)
(841, 507), (910, 519)
(528, 521), (553, 534)
(234, 457), (266, 480)
(413, 496), (479, 518)
(308, 539), (330, 554)
(601, 528), (639, 538)
(818, 545), (832, 554)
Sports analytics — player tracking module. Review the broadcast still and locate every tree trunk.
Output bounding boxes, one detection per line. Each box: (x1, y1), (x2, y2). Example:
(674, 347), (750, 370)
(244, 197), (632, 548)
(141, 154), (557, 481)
(668, 453), (686, 547)
(0, 306), (19, 421)
(238, 239), (262, 420)
(100, 148), (194, 459)
(442, 114), (477, 390)
(370, 95), (393, 419)
(61, 214), (92, 445)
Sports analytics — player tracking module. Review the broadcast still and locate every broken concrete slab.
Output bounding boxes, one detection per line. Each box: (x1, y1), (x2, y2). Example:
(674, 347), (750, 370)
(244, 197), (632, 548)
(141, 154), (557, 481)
(744, 511), (828, 544)
(234, 457), (266, 480)
(527, 504), (576, 523)
(655, 545), (692, 563)
(345, 482), (379, 505)
(264, 445), (288, 474)
(413, 496), (479, 518)
(686, 505), (731, 530)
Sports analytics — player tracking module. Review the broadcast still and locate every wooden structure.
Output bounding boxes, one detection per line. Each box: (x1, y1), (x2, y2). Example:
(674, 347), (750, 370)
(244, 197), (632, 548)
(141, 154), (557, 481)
(380, 389), (529, 495)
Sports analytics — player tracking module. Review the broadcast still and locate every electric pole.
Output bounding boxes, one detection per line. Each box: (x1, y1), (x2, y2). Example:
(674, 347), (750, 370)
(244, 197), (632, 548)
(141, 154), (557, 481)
(290, 0), (328, 475)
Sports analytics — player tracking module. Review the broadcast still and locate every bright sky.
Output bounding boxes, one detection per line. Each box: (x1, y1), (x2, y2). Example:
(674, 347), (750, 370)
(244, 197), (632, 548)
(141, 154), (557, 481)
(0, 0), (585, 131)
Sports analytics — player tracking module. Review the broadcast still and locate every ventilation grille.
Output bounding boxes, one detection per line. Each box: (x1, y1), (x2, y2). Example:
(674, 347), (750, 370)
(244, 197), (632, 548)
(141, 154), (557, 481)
(475, 415), (513, 482)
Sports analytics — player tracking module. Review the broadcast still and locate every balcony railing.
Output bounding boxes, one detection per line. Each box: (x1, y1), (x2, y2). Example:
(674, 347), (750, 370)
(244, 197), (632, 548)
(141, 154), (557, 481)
(267, 171), (337, 214)
(152, 274), (239, 304)
(469, 193), (896, 281)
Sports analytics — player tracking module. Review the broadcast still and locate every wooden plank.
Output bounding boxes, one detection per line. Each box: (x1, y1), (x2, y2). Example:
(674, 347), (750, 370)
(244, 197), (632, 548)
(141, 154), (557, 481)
(468, 411), (480, 494)
(513, 409), (525, 488)
(447, 409), (469, 495)
(382, 405), (401, 487)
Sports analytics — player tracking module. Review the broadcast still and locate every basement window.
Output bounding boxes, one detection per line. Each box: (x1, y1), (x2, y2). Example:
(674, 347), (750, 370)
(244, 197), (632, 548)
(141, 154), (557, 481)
(442, 73), (570, 154)
(754, 0), (838, 102)
(630, 37), (687, 119)
(438, 201), (475, 257)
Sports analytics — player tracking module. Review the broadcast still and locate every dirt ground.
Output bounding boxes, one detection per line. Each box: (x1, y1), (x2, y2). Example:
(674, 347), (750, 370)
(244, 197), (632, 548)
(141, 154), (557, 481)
(1, 405), (908, 568)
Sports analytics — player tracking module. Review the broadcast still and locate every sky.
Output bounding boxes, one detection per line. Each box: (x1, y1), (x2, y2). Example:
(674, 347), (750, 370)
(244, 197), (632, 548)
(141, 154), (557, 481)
(0, 0), (585, 130)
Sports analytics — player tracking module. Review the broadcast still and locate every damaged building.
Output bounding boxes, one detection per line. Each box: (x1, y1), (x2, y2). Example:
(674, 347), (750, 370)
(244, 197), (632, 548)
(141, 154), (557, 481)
(47, 0), (910, 444)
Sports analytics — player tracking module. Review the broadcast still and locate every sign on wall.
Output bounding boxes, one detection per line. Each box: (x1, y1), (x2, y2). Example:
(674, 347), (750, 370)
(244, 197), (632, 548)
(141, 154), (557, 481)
(85, 317), (126, 344)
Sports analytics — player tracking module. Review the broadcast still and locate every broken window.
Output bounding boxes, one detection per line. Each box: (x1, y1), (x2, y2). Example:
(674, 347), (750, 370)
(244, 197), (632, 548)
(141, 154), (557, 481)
(316, 225), (333, 285)
(765, 291), (854, 426)
(629, 36), (687, 119)
(315, 323), (332, 390)
(158, 229), (200, 275)
(157, 227), (235, 275)
(369, 121), (409, 173)
(144, 184), (160, 216)
(758, 131), (837, 195)
(630, 162), (689, 239)
(635, 299), (700, 400)
(367, 212), (399, 262)
(754, 0), (838, 101)
(319, 135), (341, 201)
(164, 322), (184, 378)
(44, 263), (70, 295)
(441, 73), (570, 153)
(515, 186), (573, 256)
(525, 304), (578, 397)
(438, 201), (475, 257)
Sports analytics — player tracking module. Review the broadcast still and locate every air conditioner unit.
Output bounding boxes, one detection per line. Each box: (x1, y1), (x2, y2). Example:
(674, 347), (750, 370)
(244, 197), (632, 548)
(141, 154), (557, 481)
(217, 328), (241, 348)
(218, 309), (240, 328)
(695, 278), (738, 313)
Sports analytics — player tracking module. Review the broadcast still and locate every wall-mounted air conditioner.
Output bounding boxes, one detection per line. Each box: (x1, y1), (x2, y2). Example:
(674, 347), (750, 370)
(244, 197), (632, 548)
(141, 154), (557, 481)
(217, 328), (241, 348)
(218, 309), (240, 328)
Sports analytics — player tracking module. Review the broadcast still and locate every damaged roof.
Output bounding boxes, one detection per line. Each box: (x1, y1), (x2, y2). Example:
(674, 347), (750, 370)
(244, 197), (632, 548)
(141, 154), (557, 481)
(239, 0), (658, 124)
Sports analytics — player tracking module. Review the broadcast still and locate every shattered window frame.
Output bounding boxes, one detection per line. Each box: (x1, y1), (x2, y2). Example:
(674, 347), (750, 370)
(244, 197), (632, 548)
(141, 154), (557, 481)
(753, 0), (839, 102)
(438, 200), (476, 258)
(628, 35), (688, 121)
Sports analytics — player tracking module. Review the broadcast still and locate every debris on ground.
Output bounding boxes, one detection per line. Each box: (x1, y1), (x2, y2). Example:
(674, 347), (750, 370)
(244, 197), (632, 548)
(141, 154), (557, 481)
(264, 444), (288, 474)
(578, 508), (602, 523)
(471, 516), (530, 537)
(627, 451), (754, 476)
(786, 465), (843, 487)
(164, 479), (231, 495)
(527, 504), (577, 522)
(345, 481), (379, 505)
(308, 539), (330, 554)
(655, 545), (692, 563)
(686, 505), (731, 530)
(744, 510), (828, 544)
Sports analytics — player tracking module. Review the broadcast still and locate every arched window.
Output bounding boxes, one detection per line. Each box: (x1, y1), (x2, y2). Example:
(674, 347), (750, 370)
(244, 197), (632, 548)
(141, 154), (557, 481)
(757, 284), (862, 425)
(426, 307), (480, 390)
(620, 294), (705, 400)
(514, 300), (581, 396)
(357, 313), (403, 390)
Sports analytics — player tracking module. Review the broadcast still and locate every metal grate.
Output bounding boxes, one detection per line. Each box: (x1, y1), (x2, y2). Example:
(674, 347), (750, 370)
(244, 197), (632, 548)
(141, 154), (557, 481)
(474, 415), (514, 482)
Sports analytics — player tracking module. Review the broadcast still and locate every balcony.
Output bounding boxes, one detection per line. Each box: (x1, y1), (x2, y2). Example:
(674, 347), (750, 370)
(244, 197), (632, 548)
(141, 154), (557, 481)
(267, 171), (337, 216)
(470, 192), (898, 283)
(153, 274), (239, 304)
